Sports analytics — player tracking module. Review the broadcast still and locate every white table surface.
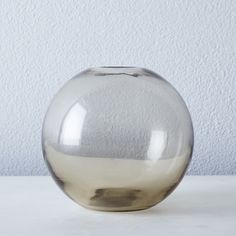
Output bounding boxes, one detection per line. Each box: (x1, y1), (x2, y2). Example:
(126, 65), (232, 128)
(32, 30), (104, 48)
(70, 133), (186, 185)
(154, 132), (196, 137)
(0, 176), (235, 236)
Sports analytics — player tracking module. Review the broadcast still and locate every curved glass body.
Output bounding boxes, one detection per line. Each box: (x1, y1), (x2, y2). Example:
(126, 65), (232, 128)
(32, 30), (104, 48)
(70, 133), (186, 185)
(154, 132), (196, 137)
(42, 67), (194, 211)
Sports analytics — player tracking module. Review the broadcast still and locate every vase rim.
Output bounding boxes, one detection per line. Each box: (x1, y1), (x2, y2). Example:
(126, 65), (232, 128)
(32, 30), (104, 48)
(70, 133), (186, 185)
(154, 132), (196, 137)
(90, 66), (140, 70)
(87, 66), (149, 73)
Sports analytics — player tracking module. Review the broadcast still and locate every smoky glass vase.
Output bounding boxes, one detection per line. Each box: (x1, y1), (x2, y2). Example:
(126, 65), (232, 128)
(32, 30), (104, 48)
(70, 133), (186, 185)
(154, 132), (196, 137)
(42, 67), (194, 212)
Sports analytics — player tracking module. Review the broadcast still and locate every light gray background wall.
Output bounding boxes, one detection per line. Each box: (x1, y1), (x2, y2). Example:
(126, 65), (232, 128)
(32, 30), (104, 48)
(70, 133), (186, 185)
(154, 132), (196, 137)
(0, 0), (235, 175)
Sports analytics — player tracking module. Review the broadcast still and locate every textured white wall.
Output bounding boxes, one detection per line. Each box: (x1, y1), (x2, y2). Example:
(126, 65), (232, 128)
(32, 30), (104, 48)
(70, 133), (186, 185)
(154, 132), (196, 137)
(0, 0), (235, 175)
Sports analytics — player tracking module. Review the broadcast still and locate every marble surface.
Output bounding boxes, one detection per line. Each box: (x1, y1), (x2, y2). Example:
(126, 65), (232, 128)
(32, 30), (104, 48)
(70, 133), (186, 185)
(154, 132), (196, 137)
(0, 176), (235, 235)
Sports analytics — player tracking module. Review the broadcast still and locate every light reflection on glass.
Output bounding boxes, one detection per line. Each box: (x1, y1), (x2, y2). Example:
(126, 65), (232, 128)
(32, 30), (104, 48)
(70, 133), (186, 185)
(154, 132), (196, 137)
(59, 103), (86, 146)
(147, 130), (167, 160)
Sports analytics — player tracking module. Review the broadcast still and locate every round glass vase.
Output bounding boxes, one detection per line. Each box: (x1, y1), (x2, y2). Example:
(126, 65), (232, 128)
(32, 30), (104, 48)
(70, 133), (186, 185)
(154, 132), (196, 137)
(42, 67), (194, 212)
